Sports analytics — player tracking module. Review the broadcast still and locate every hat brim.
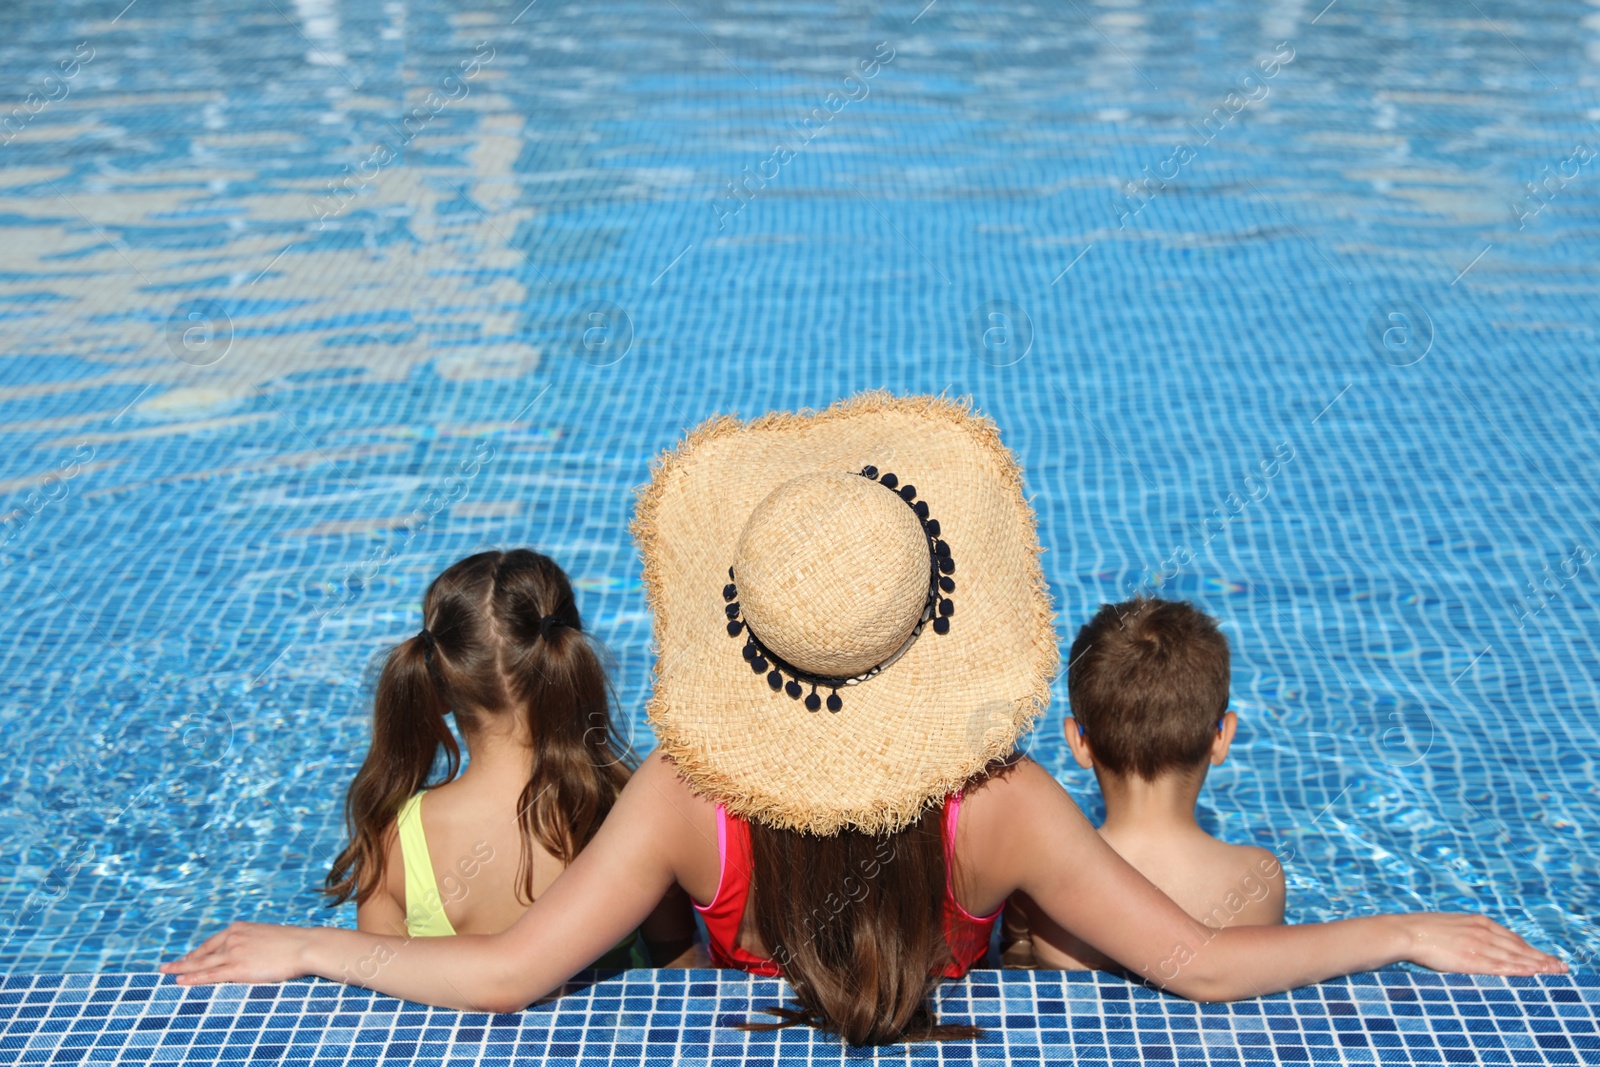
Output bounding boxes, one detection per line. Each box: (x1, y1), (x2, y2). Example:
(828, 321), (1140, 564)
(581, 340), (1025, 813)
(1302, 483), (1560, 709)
(633, 392), (1058, 835)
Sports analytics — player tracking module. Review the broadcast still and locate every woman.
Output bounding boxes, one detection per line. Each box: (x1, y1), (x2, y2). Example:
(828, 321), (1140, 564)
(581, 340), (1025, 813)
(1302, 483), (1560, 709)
(164, 393), (1562, 1046)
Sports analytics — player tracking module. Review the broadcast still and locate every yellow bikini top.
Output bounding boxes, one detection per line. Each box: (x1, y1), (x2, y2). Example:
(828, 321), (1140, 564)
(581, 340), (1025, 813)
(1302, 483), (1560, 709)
(394, 791), (639, 963)
(395, 792), (457, 937)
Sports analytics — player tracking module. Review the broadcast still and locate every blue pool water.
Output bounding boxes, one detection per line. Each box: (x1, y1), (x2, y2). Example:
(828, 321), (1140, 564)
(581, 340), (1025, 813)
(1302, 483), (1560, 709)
(1, 0), (1598, 1058)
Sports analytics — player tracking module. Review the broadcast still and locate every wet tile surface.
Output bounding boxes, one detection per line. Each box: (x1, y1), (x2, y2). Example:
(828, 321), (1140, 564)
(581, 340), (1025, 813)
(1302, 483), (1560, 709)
(3, 970), (1598, 1066)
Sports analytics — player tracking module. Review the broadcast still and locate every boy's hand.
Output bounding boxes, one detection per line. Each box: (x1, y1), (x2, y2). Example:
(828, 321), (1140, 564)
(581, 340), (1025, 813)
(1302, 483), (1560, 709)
(1398, 913), (1566, 976)
(160, 922), (317, 986)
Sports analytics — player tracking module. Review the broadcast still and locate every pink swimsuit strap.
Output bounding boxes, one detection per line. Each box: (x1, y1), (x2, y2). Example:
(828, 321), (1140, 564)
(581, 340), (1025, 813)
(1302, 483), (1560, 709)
(943, 791), (1001, 923)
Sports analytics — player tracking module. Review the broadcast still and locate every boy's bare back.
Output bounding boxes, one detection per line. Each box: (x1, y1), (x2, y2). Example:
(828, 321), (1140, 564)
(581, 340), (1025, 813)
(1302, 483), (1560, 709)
(1006, 825), (1284, 969)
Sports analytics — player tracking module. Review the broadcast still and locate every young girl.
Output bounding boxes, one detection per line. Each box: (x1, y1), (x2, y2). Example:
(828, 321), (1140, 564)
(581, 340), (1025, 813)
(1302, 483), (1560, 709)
(166, 397), (1562, 1046)
(321, 548), (694, 966)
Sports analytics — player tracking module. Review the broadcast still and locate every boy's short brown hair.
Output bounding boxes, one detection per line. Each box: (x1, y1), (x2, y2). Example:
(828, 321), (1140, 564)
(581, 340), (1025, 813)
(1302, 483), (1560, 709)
(1068, 597), (1230, 780)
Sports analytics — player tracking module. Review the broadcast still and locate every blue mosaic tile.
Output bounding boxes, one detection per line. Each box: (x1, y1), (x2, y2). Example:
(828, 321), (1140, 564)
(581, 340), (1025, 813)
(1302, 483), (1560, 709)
(35, 975), (1600, 1065)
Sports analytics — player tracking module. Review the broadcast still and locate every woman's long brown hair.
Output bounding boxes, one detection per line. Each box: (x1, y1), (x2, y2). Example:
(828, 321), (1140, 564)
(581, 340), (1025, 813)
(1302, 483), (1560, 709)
(742, 806), (982, 1046)
(324, 549), (632, 907)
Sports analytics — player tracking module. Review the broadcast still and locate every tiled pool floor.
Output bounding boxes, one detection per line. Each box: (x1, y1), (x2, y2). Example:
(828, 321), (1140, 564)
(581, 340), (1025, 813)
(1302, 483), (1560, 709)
(2, 970), (1596, 1066)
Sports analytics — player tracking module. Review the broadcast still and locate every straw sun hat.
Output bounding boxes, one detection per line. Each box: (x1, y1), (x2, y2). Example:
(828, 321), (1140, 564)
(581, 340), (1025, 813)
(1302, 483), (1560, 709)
(633, 392), (1058, 836)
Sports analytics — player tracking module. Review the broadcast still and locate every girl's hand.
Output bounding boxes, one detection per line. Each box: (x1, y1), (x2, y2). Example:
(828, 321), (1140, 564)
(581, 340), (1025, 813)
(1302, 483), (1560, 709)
(159, 922), (317, 986)
(1398, 913), (1567, 976)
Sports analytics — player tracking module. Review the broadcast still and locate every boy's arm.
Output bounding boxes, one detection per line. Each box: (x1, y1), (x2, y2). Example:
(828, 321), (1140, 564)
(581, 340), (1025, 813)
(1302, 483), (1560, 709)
(977, 760), (1562, 1000)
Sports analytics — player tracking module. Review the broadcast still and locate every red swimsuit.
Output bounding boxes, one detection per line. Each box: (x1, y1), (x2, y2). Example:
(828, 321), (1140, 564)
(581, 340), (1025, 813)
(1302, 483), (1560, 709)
(694, 794), (999, 977)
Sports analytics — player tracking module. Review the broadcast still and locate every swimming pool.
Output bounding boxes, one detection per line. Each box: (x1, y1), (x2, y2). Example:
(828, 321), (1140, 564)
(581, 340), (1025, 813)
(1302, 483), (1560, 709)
(1, 0), (1596, 1058)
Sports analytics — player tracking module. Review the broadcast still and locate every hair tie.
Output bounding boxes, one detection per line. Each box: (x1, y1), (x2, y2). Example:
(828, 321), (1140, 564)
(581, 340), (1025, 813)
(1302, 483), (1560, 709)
(539, 615), (566, 642)
(416, 628), (436, 661)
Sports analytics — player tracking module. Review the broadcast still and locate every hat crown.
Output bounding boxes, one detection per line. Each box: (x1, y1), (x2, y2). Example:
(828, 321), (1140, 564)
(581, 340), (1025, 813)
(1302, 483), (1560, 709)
(733, 472), (930, 678)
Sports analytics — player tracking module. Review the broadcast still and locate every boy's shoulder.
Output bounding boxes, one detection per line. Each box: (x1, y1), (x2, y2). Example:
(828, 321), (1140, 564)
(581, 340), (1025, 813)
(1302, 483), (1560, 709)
(1216, 839), (1286, 882)
(1191, 838), (1286, 927)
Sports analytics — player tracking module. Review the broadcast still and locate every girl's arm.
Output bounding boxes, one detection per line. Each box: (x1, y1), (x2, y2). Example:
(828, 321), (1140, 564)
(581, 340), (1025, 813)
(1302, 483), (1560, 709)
(162, 755), (702, 1012)
(355, 889), (408, 937)
(355, 827), (409, 936)
(639, 885), (700, 966)
(976, 760), (1564, 1000)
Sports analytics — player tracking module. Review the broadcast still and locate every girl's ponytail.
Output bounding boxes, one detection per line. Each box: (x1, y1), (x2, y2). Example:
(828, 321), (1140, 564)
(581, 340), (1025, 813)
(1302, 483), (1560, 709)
(494, 552), (632, 901)
(324, 630), (459, 906)
(325, 549), (628, 910)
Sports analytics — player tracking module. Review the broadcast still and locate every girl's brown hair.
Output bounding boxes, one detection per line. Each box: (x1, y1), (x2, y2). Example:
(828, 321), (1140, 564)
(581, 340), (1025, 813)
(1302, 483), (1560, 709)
(324, 549), (632, 907)
(741, 806), (982, 1046)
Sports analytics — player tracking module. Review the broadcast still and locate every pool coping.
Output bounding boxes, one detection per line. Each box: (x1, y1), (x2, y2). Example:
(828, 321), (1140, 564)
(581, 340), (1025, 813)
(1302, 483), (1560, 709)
(2, 967), (1596, 1064)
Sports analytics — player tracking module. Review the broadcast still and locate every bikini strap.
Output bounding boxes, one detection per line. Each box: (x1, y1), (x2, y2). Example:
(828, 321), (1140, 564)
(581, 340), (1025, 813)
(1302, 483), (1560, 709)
(396, 792), (456, 937)
(942, 791), (963, 865)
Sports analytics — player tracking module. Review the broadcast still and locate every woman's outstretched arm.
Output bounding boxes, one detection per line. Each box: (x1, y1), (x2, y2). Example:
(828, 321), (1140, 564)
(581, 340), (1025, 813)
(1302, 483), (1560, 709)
(161, 754), (704, 1012)
(971, 759), (1565, 1000)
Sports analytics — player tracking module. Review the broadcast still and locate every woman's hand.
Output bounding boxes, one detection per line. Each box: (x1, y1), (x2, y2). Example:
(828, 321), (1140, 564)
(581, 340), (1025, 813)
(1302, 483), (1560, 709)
(985, 763), (1570, 1001)
(1397, 913), (1567, 976)
(160, 922), (319, 986)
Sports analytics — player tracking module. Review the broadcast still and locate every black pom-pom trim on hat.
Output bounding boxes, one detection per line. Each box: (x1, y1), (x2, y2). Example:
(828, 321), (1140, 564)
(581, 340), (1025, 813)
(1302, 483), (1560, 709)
(939, 575), (955, 593)
(805, 691), (821, 712)
(860, 465), (878, 479)
(899, 484), (917, 501)
(785, 679), (802, 699)
(939, 599), (955, 617)
(725, 602), (741, 620)
(753, 656), (768, 673)
(933, 616), (951, 635)
(767, 670), (783, 690)
(879, 472), (899, 490)
(826, 692), (843, 712)
(925, 518), (940, 537)
(723, 583), (738, 602)
(914, 501), (930, 519)
(727, 620), (743, 636)
(938, 555), (955, 575)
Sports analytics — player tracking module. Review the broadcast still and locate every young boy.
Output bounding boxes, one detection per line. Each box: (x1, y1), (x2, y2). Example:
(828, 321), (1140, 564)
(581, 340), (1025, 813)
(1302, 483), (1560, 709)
(1003, 597), (1285, 969)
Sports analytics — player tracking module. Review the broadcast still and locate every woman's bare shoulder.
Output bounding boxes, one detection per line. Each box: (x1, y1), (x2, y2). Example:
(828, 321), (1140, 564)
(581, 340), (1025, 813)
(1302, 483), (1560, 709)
(632, 748), (707, 794)
(622, 752), (718, 836)
(959, 756), (1094, 895)
(965, 754), (1073, 810)
(616, 750), (722, 900)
